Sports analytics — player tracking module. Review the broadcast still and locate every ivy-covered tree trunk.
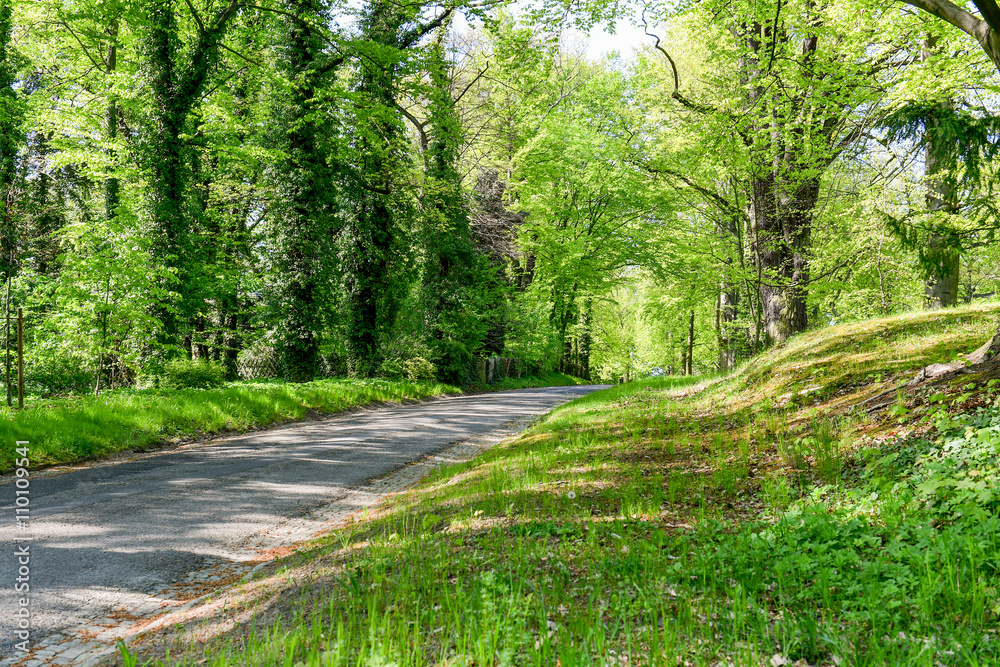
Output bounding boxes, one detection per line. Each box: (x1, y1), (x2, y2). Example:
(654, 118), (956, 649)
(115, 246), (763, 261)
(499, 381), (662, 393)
(141, 0), (239, 347)
(0, 0), (23, 283)
(271, 0), (338, 381)
(344, 2), (408, 378)
(345, 102), (399, 377)
(421, 31), (484, 383)
(104, 16), (119, 222)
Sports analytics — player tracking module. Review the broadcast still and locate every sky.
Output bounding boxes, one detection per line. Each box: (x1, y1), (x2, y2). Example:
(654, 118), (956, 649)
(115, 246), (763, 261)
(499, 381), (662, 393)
(451, 10), (654, 62)
(580, 21), (654, 60)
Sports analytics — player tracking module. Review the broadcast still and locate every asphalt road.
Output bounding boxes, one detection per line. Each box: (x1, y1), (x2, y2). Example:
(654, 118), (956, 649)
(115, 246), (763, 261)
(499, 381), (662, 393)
(0, 385), (605, 660)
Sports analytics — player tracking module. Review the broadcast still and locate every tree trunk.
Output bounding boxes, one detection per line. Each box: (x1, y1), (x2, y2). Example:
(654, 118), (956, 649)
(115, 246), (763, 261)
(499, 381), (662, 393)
(751, 176), (818, 345)
(142, 0), (238, 347)
(716, 284), (739, 371)
(580, 299), (592, 381)
(345, 0), (411, 378)
(273, 0), (335, 382)
(104, 19), (119, 221)
(921, 38), (960, 309)
(685, 310), (695, 376)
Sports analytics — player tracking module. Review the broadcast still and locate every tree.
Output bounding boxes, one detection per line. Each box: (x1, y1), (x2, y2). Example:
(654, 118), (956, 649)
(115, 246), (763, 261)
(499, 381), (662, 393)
(513, 62), (663, 370)
(0, 0), (24, 284)
(269, 0), (341, 381)
(343, 0), (456, 377)
(139, 0), (241, 346)
(419, 29), (491, 383)
(900, 0), (1000, 72)
(640, 0), (908, 345)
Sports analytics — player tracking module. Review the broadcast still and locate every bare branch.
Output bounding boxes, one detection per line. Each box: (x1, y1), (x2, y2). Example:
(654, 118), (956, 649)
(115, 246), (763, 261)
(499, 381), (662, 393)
(641, 13), (715, 114)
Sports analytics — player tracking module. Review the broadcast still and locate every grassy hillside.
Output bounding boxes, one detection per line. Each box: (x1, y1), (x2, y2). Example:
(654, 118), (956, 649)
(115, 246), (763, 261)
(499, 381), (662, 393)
(119, 304), (1000, 666)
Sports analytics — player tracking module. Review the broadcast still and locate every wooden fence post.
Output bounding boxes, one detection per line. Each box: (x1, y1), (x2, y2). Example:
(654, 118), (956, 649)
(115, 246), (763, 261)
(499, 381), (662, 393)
(17, 306), (23, 410)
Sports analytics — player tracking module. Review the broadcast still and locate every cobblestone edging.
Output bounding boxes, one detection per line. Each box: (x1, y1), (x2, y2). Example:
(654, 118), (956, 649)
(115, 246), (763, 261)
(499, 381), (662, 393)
(5, 415), (537, 667)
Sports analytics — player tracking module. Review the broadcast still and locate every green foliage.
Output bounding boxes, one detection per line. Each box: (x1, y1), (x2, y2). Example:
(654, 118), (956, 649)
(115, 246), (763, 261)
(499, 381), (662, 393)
(150, 358), (228, 390)
(379, 355), (437, 382)
(25, 352), (94, 396)
(881, 102), (1000, 191)
(3, 0), (1000, 401)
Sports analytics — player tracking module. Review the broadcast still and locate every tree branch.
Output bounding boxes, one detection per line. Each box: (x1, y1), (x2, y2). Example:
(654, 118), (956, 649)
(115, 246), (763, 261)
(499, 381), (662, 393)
(183, 0), (206, 32)
(899, 0), (1000, 71)
(641, 14), (715, 114)
(58, 20), (105, 70)
(398, 7), (455, 51)
(454, 63), (488, 104)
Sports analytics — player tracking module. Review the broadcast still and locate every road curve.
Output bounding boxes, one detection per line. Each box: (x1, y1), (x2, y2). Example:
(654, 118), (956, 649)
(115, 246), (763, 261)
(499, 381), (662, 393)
(0, 385), (606, 663)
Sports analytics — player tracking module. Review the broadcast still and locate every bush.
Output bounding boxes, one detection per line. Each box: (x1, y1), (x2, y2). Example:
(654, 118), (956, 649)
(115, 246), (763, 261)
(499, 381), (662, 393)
(430, 338), (474, 385)
(379, 355), (437, 382)
(26, 353), (95, 396)
(154, 358), (227, 389)
(402, 357), (437, 382)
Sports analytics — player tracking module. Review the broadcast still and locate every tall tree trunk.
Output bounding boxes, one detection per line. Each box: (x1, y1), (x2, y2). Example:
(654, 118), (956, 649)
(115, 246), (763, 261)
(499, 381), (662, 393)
(0, 0), (22, 287)
(272, 0), (337, 381)
(580, 298), (592, 381)
(685, 310), (695, 376)
(345, 0), (412, 378)
(920, 36), (960, 309)
(750, 176), (818, 345)
(420, 27), (485, 382)
(716, 287), (738, 371)
(141, 0), (239, 347)
(716, 213), (740, 371)
(105, 19), (119, 222)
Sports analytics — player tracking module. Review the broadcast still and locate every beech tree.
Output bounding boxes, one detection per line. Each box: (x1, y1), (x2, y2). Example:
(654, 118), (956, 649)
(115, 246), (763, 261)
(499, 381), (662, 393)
(901, 0), (1000, 72)
(639, 0), (913, 345)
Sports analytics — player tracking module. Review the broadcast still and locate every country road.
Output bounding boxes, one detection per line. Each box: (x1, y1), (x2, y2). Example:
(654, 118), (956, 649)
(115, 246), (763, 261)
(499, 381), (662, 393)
(0, 385), (606, 665)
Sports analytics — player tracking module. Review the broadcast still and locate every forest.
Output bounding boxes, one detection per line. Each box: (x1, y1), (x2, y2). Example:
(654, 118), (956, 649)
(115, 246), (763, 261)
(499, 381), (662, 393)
(0, 0), (998, 395)
(8, 0), (1000, 664)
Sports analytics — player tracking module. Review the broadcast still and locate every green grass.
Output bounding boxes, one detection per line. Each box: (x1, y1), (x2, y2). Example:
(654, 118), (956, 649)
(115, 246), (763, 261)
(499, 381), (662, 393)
(0, 378), (458, 471)
(488, 371), (589, 390)
(116, 304), (1000, 665)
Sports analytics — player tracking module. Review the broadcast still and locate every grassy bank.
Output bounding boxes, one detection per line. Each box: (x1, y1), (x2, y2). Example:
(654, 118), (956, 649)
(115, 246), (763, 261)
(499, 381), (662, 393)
(488, 371), (589, 390)
(115, 303), (1000, 666)
(0, 378), (458, 471)
(0, 370), (590, 472)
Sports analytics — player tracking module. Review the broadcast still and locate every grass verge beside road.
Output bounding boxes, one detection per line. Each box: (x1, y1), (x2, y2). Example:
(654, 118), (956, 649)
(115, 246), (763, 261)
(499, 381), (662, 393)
(121, 303), (1000, 666)
(0, 371), (589, 472)
(488, 371), (587, 390)
(0, 378), (458, 471)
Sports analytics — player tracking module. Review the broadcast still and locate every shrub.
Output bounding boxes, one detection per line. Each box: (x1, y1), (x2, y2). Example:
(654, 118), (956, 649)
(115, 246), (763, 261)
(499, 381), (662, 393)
(430, 338), (474, 385)
(379, 355), (437, 382)
(402, 357), (436, 382)
(155, 358), (227, 389)
(26, 353), (94, 396)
